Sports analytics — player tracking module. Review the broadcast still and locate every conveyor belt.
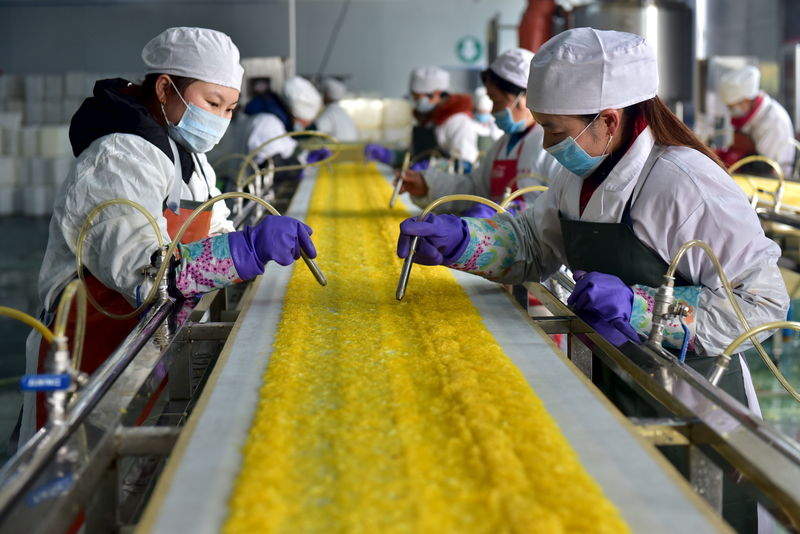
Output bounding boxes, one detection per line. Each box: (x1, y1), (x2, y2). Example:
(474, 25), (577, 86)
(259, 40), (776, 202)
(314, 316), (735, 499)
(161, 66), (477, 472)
(137, 163), (728, 534)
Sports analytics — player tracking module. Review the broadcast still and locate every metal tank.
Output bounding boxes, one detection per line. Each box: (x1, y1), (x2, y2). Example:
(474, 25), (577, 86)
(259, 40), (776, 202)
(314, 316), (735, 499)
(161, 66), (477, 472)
(570, 0), (694, 110)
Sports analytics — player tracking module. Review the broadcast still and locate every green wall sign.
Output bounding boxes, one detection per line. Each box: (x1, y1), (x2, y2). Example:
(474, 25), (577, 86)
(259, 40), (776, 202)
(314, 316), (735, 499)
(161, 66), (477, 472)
(456, 36), (482, 64)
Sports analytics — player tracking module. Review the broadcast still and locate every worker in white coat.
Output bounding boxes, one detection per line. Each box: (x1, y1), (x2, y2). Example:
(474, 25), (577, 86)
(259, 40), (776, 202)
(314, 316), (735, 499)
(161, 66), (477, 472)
(20, 27), (318, 446)
(397, 28), (788, 533)
(315, 78), (358, 142)
(718, 66), (796, 177)
(364, 66), (479, 172)
(245, 75), (330, 172)
(473, 86), (503, 144)
(395, 48), (562, 217)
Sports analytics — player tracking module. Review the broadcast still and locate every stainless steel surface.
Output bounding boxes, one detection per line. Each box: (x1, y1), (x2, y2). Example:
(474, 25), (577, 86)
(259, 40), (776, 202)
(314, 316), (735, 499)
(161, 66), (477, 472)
(300, 251), (328, 286)
(0, 300), (174, 521)
(114, 427), (180, 457)
(571, 0), (694, 107)
(389, 175), (402, 208)
(396, 236), (418, 301)
(526, 281), (800, 528)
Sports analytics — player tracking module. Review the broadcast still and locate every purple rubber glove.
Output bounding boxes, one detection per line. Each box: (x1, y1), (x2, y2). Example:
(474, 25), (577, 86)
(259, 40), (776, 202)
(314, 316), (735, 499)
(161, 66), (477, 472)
(364, 143), (393, 165)
(462, 203), (497, 218)
(228, 216), (317, 280)
(307, 147), (331, 164)
(409, 159), (430, 171)
(567, 271), (640, 347)
(397, 213), (469, 266)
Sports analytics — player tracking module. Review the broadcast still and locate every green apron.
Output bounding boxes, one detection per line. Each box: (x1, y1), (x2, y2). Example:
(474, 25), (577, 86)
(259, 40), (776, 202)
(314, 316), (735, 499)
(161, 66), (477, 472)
(559, 146), (756, 533)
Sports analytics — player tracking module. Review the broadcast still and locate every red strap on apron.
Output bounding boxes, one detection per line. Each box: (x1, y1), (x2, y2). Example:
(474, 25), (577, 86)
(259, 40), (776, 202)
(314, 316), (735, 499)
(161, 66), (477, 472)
(489, 134), (528, 199)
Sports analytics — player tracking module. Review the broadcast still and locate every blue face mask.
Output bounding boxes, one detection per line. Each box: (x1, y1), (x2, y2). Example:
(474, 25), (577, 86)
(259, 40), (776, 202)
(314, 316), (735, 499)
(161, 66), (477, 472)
(415, 96), (436, 114)
(475, 112), (493, 124)
(545, 115), (612, 178)
(492, 93), (526, 134)
(163, 78), (230, 154)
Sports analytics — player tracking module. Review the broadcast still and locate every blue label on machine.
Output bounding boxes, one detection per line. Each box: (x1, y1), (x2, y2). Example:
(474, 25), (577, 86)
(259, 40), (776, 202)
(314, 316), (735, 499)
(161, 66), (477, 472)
(20, 374), (70, 391)
(25, 474), (73, 507)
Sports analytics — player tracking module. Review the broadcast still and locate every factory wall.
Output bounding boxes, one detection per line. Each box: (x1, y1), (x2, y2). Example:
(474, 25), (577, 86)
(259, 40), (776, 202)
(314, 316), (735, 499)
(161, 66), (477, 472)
(704, 0), (782, 63)
(0, 0), (524, 97)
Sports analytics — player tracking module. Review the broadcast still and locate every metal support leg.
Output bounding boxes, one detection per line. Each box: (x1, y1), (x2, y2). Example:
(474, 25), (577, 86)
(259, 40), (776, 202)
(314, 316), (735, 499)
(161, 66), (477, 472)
(168, 340), (192, 401)
(688, 445), (724, 514)
(567, 333), (593, 380)
(84, 459), (119, 534)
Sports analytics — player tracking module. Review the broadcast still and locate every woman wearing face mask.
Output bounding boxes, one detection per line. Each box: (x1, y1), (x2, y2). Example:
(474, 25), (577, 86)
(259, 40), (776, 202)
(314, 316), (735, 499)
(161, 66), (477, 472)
(364, 66), (479, 172)
(473, 86), (503, 144)
(20, 27), (317, 444)
(397, 29), (788, 530)
(716, 66), (795, 176)
(394, 48), (562, 217)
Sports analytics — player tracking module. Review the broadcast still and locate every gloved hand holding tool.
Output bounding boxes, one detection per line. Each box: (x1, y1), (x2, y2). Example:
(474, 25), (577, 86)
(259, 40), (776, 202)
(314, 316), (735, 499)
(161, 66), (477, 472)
(397, 213), (469, 266)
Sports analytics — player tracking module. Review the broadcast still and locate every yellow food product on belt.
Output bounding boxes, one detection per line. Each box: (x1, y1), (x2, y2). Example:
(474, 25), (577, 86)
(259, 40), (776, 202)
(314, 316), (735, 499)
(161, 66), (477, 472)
(224, 162), (631, 534)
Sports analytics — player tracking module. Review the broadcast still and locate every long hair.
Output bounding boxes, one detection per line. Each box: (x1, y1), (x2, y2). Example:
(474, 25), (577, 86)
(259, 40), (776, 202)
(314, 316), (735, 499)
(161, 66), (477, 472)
(581, 96), (726, 172)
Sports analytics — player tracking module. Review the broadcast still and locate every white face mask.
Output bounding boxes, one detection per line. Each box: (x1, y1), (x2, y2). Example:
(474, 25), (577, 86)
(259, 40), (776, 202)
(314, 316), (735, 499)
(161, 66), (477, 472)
(545, 114), (613, 178)
(415, 96), (436, 113)
(729, 105), (748, 118)
(162, 77), (230, 153)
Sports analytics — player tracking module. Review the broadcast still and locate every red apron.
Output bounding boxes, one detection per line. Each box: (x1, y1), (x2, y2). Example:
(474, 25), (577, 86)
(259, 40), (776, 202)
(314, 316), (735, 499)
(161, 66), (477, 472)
(489, 134), (527, 199)
(36, 140), (212, 428)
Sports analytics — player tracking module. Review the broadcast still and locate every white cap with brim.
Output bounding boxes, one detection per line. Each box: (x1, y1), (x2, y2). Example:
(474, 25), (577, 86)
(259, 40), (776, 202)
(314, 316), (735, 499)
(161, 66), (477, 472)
(322, 78), (347, 101)
(719, 66), (760, 105)
(488, 48), (535, 90)
(474, 87), (493, 112)
(409, 66), (449, 94)
(142, 27), (244, 91)
(283, 76), (322, 121)
(527, 27), (658, 115)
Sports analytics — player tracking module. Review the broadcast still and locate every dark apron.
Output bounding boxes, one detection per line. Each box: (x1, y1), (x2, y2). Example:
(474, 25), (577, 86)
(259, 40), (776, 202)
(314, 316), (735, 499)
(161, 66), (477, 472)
(410, 125), (442, 160)
(559, 146), (755, 533)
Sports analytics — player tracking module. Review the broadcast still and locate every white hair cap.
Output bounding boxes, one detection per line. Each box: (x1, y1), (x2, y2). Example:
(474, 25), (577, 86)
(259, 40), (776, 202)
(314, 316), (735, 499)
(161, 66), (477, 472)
(142, 27), (244, 91)
(527, 27), (658, 115)
(409, 66), (450, 94)
(719, 66), (761, 105)
(474, 86), (493, 112)
(322, 78), (347, 101)
(283, 76), (322, 121)
(489, 48), (535, 90)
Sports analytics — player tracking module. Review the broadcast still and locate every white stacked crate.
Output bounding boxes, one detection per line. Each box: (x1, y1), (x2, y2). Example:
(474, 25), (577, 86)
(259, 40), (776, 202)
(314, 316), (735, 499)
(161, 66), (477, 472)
(0, 71), (139, 216)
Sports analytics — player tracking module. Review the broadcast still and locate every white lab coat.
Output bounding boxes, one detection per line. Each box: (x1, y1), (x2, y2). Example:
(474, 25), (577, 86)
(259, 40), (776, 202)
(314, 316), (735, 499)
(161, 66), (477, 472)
(496, 126), (789, 357)
(315, 102), (358, 142)
(245, 113), (298, 165)
(740, 93), (796, 177)
(412, 123), (562, 212)
(475, 118), (504, 141)
(38, 133), (233, 312)
(435, 112), (480, 164)
(22, 132), (234, 446)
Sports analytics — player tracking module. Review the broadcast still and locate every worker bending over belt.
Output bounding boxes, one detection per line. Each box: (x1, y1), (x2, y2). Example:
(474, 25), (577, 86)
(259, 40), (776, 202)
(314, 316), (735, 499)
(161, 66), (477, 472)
(20, 27), (318, 446)
(365, 66), (480, 173)
(717, 65), (795, 177)
(394, 48), (562, 218)
(397, 28), (788, 533)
